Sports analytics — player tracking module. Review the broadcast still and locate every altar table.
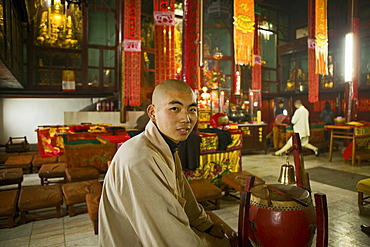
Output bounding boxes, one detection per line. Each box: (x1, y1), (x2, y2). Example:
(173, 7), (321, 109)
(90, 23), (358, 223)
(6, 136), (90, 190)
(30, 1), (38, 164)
(325, 125), (370, 165)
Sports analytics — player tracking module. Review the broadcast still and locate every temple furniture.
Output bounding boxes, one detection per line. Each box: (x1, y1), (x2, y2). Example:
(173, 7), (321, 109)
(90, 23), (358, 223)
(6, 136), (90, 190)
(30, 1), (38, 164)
(355, 150), (370, 166)
(4, 155), (33, 174)
(183, 130), (243, 186)
(238, 123), (268, 154)
(0, 168), (23, 190)
(86, 191), (101, 235)
(65, 166), (100, 183)
(326, 125), (370, 166)
(273, 122), (327, 151)
(357, 178), (370, 206)
(38, 163), (66, 185)
(222, 171), (265, 198)
(239, 134), (328, 247)
(0, 153), (18, 165)
(188, 179), (222, 210)
(31, 154), (58, 173)
(62, 179), (102, 217)
(18, 185), (63, 224)
(0, 190), (19, 228)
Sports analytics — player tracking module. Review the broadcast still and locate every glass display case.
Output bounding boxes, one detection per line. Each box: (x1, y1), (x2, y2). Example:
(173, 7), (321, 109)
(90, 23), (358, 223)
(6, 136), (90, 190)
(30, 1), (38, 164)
(360, 39), (370, 87)
(280, 52), (308, 92)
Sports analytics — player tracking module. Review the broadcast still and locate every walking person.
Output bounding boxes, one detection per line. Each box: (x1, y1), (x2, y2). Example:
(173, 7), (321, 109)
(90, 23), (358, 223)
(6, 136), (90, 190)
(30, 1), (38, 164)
(274, 100), (319, 156)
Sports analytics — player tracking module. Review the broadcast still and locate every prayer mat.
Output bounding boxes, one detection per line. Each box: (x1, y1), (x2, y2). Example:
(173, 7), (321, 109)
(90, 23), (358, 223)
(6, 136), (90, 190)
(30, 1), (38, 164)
(306, 167), (368, 192)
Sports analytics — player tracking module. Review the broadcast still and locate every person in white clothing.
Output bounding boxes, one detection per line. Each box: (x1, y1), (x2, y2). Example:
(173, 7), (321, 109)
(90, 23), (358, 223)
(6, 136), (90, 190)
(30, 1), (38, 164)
(274, 100), (319, 156)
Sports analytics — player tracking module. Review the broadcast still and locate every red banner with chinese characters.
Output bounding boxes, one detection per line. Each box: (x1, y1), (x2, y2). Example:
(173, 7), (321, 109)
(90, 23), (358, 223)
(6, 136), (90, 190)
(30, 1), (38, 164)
(315, 0), (328, 75)
(353, 17), (360, 100)
(252, 13), (261, 91)
(154, 0), (176, 85)
(234, 0), (254, 65)
(182, 0), (199, 89)
(123, 0), (141, 106)
(308, 0), (319, 103)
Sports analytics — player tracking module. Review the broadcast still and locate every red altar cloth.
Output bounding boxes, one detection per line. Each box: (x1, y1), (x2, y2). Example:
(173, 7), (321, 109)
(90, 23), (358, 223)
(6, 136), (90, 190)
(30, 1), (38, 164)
(36, 125), (127, 158)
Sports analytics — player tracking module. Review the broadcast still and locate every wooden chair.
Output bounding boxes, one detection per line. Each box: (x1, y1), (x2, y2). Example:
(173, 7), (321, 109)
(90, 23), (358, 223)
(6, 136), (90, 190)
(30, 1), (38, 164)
(238, 176), (255, 247)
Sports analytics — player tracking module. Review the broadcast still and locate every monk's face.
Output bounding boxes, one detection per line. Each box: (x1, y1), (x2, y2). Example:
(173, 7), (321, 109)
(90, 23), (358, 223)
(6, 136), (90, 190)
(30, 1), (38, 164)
(148, 90), (197, 143)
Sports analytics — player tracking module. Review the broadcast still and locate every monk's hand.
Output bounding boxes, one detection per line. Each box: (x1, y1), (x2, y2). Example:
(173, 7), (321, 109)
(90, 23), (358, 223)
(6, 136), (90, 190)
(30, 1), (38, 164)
(207, 224), (226, 239)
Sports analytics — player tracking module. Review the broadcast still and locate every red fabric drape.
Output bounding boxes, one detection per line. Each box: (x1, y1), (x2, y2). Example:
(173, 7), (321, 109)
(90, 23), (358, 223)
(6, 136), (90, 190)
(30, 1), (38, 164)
(308, 0), (319, 103)
(123, 0), (141, 106)
(252, 14), (261, 93)
(182, 0), (200, 90)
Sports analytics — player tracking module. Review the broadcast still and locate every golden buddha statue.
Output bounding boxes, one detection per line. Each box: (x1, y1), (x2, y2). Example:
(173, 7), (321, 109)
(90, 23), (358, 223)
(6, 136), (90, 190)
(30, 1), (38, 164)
(36, 0), (81, 49)
(286, 61), (303, 91)
(321, 55), (334, 88)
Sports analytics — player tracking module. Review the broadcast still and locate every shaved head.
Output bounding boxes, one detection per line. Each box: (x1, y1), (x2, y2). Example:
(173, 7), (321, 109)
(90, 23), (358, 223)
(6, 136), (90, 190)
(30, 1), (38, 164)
(152, 79), (195, 106)
(147, 79), (198, 142)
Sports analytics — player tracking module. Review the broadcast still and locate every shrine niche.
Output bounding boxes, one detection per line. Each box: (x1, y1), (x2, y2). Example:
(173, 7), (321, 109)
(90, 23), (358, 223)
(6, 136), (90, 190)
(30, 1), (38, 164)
(35, 0), (82, 49)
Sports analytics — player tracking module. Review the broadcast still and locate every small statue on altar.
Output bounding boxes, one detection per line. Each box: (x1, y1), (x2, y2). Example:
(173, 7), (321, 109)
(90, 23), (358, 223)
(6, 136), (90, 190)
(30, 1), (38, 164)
(286, 62), (303, 91)
(199, 87), (211, 109)
(321, 55), (334, 88)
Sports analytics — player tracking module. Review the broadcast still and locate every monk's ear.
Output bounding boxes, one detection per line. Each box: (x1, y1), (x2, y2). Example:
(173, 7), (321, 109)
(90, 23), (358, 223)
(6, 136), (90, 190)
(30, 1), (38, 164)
(147, 104), (156, 122)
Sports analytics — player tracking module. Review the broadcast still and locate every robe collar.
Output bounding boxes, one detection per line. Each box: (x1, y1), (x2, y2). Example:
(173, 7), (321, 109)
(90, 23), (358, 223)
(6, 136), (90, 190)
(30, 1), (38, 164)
(160, 132), (179, 155)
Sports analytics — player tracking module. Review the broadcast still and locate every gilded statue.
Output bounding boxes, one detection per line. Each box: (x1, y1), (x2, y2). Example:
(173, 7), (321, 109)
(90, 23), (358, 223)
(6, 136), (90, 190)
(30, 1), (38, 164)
(36, 0), (81, 49)
(321, 55), (334, 88)
(286, 61), (303, 91)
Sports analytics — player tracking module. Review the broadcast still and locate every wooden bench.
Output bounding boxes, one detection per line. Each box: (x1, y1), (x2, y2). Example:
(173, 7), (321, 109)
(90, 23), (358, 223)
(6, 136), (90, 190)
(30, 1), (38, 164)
(18, 185), (63, 224)
(357, 178), (370, 205)
(355, 150), (370, 166)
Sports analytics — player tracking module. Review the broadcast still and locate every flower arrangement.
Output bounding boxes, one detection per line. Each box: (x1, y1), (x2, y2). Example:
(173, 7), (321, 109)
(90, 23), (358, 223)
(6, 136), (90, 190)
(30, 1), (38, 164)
(203, 69), (226, 89)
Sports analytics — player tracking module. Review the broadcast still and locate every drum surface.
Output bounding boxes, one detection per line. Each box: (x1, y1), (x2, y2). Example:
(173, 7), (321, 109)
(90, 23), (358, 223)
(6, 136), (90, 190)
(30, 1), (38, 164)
(248, 184), (316, 247)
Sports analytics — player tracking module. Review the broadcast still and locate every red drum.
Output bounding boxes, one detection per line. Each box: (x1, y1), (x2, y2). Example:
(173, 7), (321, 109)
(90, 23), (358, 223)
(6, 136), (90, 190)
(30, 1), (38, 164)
(248, 184), (316, 247)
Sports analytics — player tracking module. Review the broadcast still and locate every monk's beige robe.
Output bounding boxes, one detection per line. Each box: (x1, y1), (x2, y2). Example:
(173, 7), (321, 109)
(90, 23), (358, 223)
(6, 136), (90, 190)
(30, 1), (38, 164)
(99, 121), (230, 247)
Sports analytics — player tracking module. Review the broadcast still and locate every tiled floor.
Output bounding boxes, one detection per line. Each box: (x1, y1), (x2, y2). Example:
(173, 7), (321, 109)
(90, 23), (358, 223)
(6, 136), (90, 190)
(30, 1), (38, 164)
(1, 149), (370, 246)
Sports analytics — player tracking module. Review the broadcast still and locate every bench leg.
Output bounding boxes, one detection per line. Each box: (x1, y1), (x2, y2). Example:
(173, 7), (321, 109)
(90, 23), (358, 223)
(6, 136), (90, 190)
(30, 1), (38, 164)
(356, 155), (362, 166)
(93, 220), (98, 235)
(359, 192), (364, 205)
(20, 211), (27, 224)
(215, 198), (220, 210)
(56, 205), (61, 218)
(68, 205), (75, 217)
(7, 215), (14, 228)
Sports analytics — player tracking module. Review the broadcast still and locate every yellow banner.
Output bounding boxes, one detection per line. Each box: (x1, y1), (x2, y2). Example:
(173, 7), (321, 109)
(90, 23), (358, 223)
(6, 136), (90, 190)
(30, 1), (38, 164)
(234, 0), (255, 65)
(315, 0), (328, 75)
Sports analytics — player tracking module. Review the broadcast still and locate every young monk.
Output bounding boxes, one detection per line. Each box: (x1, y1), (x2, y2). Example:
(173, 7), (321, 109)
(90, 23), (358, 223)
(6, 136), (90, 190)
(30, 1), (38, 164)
(99, 79), (230, 246)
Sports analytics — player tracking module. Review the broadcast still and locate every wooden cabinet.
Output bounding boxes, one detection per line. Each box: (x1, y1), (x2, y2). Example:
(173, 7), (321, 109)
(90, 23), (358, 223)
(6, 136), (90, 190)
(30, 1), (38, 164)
(238, 124), (268, 154)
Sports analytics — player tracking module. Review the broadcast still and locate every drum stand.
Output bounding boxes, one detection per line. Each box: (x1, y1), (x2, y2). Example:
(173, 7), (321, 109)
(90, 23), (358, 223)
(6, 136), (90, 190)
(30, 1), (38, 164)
(238, 133), (328, 247)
